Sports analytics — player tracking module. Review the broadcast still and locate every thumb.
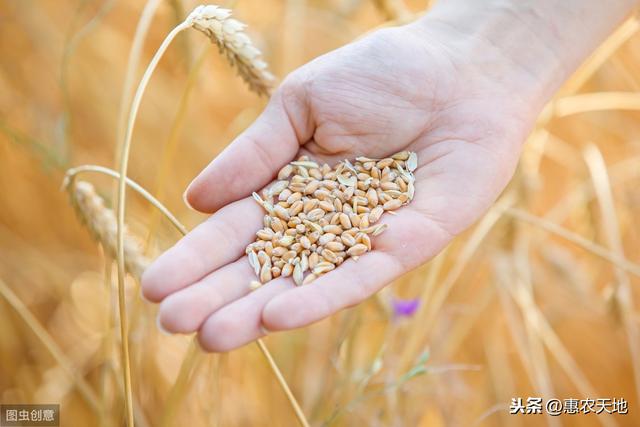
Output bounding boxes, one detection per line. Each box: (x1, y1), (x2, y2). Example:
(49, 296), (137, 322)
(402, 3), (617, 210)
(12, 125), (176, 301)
(185, 79), (312, 213)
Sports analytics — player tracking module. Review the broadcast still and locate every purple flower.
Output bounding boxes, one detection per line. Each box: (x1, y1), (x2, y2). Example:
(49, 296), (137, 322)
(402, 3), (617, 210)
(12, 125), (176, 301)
(392, 298), (420, 318)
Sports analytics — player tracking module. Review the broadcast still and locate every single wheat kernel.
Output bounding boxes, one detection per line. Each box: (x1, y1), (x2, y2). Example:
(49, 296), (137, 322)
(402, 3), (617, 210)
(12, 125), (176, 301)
(325, 241), (345, 252)
(278, 165), (293, 180)
(302, 274), (317, 285)
(407, 152), (418, 171)
(361, 234), (372, 251)
(323, 225), (342, 235)
(346, 244), (368, 257)
(318, 233), (336, 245)
(293, 262), (304, 285)
(383, 199), (402, 211)
(322, 249), (339, 263)
(260, 262), (272, 283)
(341, 233), (357, 247)
(372, 223), (388, 236)
(257, 229), (274, 240)
(282, 263), (293, 277)
(313, 262), (335, 275)
(272, 266), (281, 278)
(392, 151), (410, 161)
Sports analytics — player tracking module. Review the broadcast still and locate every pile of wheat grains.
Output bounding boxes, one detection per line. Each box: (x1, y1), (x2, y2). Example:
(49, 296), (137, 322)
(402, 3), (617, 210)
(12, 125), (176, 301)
(246, 151), (417, 288)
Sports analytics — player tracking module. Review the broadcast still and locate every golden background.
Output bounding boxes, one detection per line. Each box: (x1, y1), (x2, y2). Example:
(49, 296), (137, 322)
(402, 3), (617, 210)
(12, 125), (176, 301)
(1, 0), (639, 426)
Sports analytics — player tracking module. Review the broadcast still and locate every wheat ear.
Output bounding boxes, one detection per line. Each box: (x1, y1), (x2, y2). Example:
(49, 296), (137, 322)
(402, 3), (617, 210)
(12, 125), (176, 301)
(66, 179), (150, 280)
(186, 5), (274, 96)
(64, 164), (187, 235)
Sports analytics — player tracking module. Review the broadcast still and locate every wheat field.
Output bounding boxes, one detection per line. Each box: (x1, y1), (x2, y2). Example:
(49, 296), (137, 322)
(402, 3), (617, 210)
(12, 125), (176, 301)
(1, 1), (640, 426)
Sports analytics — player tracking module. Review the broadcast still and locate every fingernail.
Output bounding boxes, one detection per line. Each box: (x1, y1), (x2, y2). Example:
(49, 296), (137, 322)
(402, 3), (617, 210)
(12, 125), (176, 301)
(183, 187), (195, 211)
(156, 315), (172, 336)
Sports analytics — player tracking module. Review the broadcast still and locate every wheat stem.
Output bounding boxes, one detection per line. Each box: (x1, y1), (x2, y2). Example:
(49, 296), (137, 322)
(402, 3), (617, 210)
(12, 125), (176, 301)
(115, 21), (189, 426)
(371, 0), (411, 21)
(100, 253), (114, 427)
(505, 208), (640, 277)
(559, 15), (639, 95)
(0, 277), (102, 414)
(114, 0), (162, 179)
(583, 144), (640, 403)
(145, 47), (210, 249)
(553, 91), (640, 117)
(418, 192), (516, 340)
(256, 339), (310, 427)
(160, 341), (201, 427)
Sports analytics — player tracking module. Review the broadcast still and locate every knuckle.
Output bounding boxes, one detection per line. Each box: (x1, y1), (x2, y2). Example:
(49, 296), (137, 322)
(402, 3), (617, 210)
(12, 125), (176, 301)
(280, 70), (305, 95)
(278, 69), (311, 107)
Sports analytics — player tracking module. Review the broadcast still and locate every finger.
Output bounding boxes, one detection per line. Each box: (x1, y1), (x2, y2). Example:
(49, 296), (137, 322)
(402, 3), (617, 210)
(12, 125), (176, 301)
(141, 197), (263, 302)
(185, 88), (313, 213)
(260, 253), (400, 331)
(261, 209), (451, 331)
(197, 277), (294, 352)
(157, 257), (255, 334)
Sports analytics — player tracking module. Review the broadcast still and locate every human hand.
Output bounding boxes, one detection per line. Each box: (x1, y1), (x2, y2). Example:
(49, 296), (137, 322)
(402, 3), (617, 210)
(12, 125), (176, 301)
(141, 0), (632, 351)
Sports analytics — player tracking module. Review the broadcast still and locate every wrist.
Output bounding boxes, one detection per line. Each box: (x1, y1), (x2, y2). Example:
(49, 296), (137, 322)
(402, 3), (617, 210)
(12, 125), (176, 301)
(409, 0), (636, 111)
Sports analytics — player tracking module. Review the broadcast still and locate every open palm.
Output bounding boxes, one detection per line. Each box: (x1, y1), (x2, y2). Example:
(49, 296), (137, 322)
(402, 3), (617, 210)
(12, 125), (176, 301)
(142, 22), (537, 351)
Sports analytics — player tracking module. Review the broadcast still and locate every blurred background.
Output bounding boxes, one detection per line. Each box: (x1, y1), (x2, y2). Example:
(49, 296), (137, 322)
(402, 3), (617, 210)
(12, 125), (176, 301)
(1, 0), (640, 426)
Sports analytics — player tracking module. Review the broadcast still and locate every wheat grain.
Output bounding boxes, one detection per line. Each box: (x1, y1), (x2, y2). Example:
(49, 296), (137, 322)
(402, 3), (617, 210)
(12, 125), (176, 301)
(66, 180), (149, 280)
(247, 151), (417, 285)
(186, 5), (274, 96)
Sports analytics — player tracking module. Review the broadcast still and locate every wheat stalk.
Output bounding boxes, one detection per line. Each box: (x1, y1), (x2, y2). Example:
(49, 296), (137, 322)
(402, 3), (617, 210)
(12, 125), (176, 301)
(114, 0), (162, 189)
(114, 21), (189, 425)
(111, 6), (305, 426)
(505, 208), (640, 277)
(65, 179), (150, 281)
(371, 0), (411, 22)
(186, 5), (274, 96)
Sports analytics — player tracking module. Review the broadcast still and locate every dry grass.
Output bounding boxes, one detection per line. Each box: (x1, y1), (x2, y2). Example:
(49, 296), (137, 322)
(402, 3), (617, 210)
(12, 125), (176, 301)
(1, 1), (640, 426)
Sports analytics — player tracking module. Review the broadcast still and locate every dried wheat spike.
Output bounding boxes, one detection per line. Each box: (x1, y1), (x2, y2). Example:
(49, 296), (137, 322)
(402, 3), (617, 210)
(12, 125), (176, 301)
(186, 5), (274, 96)
(66, 180), (150, 280)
